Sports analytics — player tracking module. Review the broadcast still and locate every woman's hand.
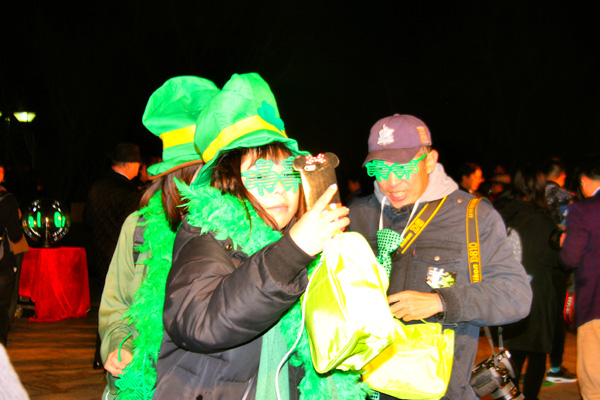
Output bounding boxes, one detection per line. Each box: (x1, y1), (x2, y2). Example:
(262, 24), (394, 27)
(290, 184), (349, 256)
(104, 348), (133, 377)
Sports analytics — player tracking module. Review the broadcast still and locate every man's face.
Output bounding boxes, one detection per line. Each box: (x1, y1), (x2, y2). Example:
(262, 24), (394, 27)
(580, 175), (598, 198)
(125, 162), (141, 180)
(462, 168), (484, 192)
(376, 150), (438, 209)
(556, 172), (567, 188)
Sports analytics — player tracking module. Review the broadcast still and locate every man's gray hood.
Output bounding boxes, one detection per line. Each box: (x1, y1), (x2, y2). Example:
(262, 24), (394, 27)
(374, 163), (458, 207)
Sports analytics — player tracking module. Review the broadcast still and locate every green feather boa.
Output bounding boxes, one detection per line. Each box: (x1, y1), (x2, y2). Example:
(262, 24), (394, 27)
(116, 183), (369, 399)
(115, 192), (175, 400)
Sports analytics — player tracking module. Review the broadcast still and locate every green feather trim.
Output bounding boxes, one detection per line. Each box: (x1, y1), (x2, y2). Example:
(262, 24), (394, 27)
(179, 182), (282, 255)
(115, 192), (175, 400)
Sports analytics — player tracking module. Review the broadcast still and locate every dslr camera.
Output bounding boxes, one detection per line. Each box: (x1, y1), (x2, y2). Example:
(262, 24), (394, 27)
(470, 350), (524, 400)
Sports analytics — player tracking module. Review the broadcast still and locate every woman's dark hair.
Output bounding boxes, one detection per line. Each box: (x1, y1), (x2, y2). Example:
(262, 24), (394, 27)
(210, 141), (305, 231)
(139, 163), (202, 231)
(511, 165), (550, 212)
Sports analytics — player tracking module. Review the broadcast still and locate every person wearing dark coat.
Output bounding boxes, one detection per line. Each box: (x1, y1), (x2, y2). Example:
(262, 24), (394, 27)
(84, 143), (142, 369)
(84, 143), (142, 285)
(0, 164), (24, 346)
(560, 155), (600, 399)
(496, 165), (560, 400)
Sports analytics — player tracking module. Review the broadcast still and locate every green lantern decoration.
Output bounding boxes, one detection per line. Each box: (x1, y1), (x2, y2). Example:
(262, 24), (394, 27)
(22, 200), (71, 247)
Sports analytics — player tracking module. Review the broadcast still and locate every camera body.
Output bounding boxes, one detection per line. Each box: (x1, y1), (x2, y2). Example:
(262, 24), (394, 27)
(471, 350), (524, 400)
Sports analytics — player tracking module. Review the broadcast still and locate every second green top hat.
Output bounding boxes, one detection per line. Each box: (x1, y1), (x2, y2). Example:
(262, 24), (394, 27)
(142, 76), (220, 178)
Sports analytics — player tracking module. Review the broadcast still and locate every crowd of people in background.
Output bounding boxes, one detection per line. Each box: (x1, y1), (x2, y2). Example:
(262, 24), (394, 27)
(446, 156), (599, 399)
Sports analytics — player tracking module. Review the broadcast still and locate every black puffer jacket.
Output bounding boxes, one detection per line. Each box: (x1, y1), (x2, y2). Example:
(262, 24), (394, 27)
(497, 199), (559, 353)
(154, 219), (313, 400)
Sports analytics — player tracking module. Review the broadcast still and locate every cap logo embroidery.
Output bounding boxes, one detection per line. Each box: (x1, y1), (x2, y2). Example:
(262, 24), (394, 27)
(417, 126), (428, 144)
(377, 124), (395, 146)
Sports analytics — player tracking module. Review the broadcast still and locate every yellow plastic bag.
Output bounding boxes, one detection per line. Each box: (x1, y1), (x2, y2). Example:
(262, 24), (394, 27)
(362, 319), (455, 400)
(304, 232), (396, 373)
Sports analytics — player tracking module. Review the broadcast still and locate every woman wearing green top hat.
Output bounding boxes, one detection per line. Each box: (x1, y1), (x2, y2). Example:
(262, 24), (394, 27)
(98, 76), (220, 400)
(154, 74), (369, 399)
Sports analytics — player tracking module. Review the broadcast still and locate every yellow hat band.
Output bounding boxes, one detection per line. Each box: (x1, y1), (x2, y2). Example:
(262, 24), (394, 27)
(202, 115), (287, 162)
(159, 125), (196, 149)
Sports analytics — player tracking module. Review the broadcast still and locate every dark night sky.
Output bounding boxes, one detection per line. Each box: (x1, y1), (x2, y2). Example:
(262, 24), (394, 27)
(1, 1), (599, 204)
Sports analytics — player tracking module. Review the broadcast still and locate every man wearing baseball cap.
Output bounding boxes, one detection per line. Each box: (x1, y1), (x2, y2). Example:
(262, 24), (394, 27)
(348, 114), (532, 399)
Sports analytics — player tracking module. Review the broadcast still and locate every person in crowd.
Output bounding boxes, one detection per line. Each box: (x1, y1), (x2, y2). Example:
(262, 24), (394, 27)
(154, 73), (367, 400)
(132, 155), (162, 191)
(541, 156), (577, 384)
(456, 161), (485, 197)
(98, 76), (219, 399)
(480, 173), (511, 203)
(85, 143), (143, 286)
(560, 154), (600, 400)
(0, 162), (24, 347)
(0, 163), (28, 326)
(347, 114), (532, 399)
(85, 142), (143, 369)
(496, 165), (560, 399)
(346, 177), (364, 205)
(543, 157), (573, 228)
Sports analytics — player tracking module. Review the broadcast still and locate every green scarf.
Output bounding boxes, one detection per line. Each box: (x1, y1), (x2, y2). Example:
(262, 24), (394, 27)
(117, 183), (369, 399)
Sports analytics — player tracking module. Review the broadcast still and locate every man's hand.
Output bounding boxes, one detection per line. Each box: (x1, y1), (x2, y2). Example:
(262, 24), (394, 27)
(388, 291), (443, 321)
(104, 349), (133, 377)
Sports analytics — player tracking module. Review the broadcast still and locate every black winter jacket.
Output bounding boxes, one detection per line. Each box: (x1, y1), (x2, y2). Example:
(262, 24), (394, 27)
(154, 220), (313, 400)
(497, 199), (559, 353)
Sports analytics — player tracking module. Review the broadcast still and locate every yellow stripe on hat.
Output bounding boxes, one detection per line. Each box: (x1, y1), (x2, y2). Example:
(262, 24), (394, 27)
(159, 125), (196, 149)
(203, 115), (287, 162)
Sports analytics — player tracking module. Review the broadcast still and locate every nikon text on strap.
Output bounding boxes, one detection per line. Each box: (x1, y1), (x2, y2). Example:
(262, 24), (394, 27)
(466, 197), (483, 283)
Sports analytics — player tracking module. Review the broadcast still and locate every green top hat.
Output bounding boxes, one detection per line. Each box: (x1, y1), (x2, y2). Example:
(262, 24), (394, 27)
(193, 73), (307, 186)
(142, 76), (220, 178)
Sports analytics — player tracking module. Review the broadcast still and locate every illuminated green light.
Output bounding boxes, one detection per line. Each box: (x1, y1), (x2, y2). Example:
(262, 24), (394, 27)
(28, 215), (35, 228)
(54, 212), (64, 228)
(37, 212), (41, 227)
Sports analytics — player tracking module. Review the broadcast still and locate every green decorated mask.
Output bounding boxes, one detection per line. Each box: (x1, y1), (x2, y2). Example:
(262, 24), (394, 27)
(366, 153), (427, 181)
(242, 156), (301, 195)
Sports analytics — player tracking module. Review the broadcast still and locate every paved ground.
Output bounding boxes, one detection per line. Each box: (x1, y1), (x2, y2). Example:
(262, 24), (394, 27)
(5, 279), (581, 400)
(6, 310), (106, 400)
(475, 329), (580, 400)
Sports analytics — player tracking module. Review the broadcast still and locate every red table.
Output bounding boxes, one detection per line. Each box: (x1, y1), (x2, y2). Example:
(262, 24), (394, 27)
(19, 247), (90, 322)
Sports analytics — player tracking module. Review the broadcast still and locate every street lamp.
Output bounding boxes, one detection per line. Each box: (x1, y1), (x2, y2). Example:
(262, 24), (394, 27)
(13, 111), (36, 123)
(1, 110), (37, 168)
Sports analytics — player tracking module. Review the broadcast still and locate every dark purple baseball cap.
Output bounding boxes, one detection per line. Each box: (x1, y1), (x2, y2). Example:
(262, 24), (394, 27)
(363, 114), (432, 166)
